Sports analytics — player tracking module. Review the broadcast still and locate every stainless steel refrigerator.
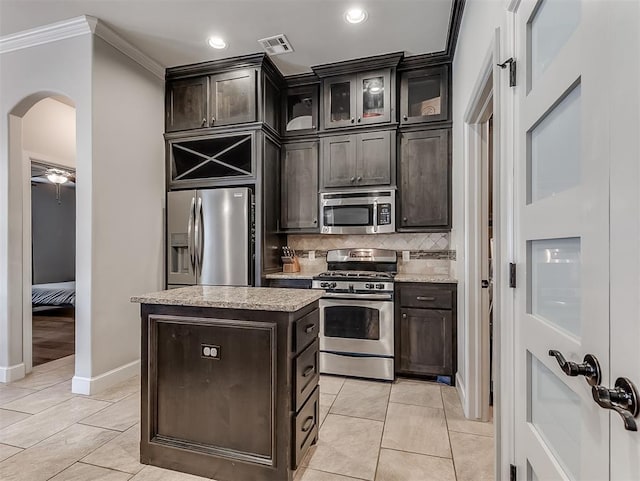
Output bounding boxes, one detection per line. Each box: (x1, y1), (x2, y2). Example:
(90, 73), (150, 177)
(167, 187), (254, 287)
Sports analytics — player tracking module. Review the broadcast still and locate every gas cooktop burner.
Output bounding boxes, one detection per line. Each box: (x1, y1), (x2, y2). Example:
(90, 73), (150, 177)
(315, 270), (395, 280)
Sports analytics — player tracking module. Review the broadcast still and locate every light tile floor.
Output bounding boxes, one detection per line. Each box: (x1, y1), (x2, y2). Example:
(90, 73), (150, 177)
(0, 356), (494, 481)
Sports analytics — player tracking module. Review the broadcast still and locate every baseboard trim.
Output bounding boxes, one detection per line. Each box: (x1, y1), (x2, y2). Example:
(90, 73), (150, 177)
(72, 359), (140, 395)
(0, 363), (26, 383)
(456, 371), (468, 416)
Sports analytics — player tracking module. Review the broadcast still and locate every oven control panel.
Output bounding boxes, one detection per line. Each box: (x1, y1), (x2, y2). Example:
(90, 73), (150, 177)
(312, 280), (394, 293)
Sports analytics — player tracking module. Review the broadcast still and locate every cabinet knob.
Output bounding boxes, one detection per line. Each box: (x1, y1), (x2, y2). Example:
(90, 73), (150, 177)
(350, 118), (355, 123)
(402, 313), (407, 319)
(403, 217), (408, 222)
(350, 177), (355, 183)
(357, 176), (362, 182)
(313, 219), (317, 224)
(357, 117), (361, 123)
(201, 118), (207, 127)
(211, 116), (216, 125)
(403, 115), (408, 121)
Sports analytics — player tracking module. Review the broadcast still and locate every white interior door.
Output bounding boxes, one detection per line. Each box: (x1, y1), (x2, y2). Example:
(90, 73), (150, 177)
(514, 0), (613, 479)
(609, 2), (640, 480)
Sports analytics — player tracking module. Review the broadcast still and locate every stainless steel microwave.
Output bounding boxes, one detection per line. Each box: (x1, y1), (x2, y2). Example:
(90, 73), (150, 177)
(320, 190), (395, 234)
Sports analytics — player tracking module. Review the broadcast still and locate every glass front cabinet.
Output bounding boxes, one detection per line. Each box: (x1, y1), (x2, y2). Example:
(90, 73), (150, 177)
(323, 69), (392, 129)
(283, 85), (318, 135)
(400, 65), (449, 125)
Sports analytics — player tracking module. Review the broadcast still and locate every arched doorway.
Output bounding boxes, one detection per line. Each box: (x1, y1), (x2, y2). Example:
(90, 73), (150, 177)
(5, 92), (77, 380)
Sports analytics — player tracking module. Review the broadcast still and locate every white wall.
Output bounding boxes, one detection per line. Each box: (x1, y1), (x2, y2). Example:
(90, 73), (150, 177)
(0, 35), (92, 380)
(1, 21), (164, 390)
(451, 0), (507, 409)
(79, 36), (164, 384)
(22, 97), (77, 168)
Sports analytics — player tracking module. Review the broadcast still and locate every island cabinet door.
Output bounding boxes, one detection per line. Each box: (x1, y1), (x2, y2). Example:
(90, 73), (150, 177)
(399, 308), (453, 376)
(150, 316), (276, 462)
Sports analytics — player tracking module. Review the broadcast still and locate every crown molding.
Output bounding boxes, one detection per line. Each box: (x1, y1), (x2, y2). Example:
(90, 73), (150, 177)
(0, 15), (165, 80)
(90, 17), (165, 79)
(0, 15), (92, 54)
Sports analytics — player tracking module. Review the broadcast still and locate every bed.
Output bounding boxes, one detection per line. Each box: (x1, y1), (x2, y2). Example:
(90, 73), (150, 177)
(32, 281), (76, 307)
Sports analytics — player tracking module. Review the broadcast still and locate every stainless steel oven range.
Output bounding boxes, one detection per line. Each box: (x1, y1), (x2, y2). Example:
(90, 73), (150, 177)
(312, 248), (397, 381)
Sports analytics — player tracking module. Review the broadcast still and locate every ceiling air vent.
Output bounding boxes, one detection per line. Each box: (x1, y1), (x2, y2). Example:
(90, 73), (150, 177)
(258, 34), (294, 56)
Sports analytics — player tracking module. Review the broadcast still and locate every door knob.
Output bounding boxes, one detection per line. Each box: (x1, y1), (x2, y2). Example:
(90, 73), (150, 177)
(592, 378), (639, 431)
(548, 350), (602, 386)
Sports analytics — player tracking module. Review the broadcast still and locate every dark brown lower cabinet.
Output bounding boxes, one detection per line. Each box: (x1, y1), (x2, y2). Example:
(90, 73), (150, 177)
(395, 283), (457, 381)
(139, 302), (319, 481)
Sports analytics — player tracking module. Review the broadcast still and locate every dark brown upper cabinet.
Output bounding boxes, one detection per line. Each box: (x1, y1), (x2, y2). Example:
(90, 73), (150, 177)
(398, 129), (450, 230)
(323, 69), (393, 129)
(166, 70), (257, 132)
(166, 77), (209, 132)
(209, 69), (257, 127)
(320, 130), (393, 189)
(400, 65), (449, 125)
(283, 84), (318, 136)
(281, 141), (319, 232)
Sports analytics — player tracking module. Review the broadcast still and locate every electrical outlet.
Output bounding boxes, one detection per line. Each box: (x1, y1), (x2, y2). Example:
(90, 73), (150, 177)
(402, 250), (410, 261)
(201, 344), (221, 360)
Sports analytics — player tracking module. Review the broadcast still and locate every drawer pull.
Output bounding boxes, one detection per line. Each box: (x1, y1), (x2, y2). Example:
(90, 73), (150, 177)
(416, 296), (436, 301)
(305, 324), (315, 334)
(303, 366), (315, 378)
(301, 416), (314, 432)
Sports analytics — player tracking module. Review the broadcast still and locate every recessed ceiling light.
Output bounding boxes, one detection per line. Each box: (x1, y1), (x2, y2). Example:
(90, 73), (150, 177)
(345, 7), (368, 24)
(207, 36), (227, 49)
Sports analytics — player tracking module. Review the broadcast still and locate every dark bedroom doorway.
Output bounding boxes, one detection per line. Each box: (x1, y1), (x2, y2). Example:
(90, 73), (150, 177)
(30, 161), (76, 366)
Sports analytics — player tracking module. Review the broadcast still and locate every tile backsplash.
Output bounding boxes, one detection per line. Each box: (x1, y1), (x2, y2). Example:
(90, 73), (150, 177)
(287, 233), (455, 278)
(287, 233), (450, 251)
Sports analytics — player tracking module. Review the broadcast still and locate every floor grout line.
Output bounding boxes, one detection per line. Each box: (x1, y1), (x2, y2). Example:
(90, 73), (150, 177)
(442, 386), (460, 481)
(372, 385), (392, 481)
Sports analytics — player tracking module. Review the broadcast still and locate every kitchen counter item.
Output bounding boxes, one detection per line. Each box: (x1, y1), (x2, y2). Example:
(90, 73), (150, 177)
(131, 285), (324, 312)
(394, 273), (458, 283)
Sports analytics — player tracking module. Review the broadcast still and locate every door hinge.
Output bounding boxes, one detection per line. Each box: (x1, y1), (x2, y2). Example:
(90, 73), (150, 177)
(509, 263), (517, 288)
(510, 464), (517, 481)
(497, 58), (517, 87)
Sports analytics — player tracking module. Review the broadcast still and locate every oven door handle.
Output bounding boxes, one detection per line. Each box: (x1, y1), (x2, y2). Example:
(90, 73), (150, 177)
(322, 292), (393, 301)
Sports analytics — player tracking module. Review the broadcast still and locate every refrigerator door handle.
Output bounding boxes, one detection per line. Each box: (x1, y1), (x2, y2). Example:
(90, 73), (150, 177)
(195, 196), (204, 274)
(187, 196), (196, 271)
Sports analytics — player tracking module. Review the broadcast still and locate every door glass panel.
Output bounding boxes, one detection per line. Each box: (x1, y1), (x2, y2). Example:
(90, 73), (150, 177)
(408, 76), (441, 117)
(323, 205), (373, 226)
(529, 84), (581, 202)
(362, 75), (385, 119)
(529, 353), (581, 481)
(530, 0), (581, 87)
(324, 306), (380, 340)
(286, 90), (313, 131)
(330, 82), (351, 122)
(529, 238), (581, 337)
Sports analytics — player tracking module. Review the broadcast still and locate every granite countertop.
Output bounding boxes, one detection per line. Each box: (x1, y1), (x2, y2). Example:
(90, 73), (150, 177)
(394, 273), (458, 283)
(264, 270), (323, 280)
(131, 286), (325, 312)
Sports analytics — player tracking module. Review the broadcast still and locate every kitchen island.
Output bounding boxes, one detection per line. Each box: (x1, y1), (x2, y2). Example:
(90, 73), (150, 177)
(131, 286), (324, 481)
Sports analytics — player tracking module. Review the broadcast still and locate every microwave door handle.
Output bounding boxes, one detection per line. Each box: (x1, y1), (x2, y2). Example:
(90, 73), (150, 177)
(188, 196), (196, 272)
(373, 201), (378, 233)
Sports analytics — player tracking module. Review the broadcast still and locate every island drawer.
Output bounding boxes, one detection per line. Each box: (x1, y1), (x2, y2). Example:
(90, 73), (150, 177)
(399, 285), (454, 309)
(292, 386), (319, 469)
(293, 339), (320, 412)
(293, 309), (319, 354)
